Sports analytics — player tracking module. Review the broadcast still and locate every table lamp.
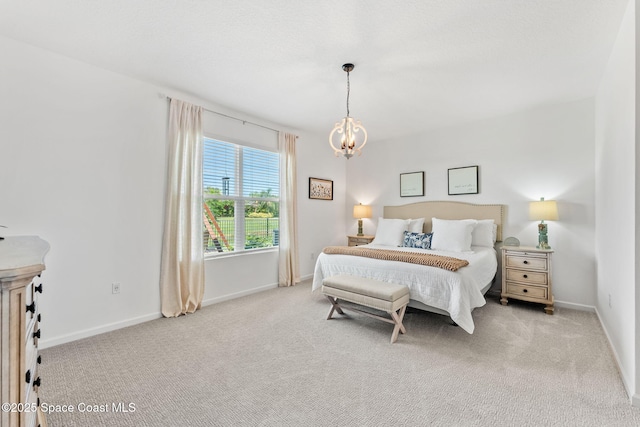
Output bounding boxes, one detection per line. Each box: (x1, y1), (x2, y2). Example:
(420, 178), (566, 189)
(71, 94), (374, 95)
(353, 203), (372, 236)
(529, 197), (558, 249)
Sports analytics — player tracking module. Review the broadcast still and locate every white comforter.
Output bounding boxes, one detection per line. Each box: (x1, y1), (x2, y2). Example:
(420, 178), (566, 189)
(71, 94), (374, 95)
(312, 244), (497, 334)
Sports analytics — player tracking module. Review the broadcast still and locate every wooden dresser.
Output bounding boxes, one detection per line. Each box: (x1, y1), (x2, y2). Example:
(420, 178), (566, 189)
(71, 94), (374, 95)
(0, 236), (49, 427)
(500, 246), (554, 314)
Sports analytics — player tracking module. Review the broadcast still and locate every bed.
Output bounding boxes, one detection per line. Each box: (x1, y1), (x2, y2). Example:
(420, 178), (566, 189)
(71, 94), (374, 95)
(312, 201), (505, 333)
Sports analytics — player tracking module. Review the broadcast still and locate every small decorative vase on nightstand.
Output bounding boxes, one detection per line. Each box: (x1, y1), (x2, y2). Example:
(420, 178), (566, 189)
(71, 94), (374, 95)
(500, 246), (554, 314)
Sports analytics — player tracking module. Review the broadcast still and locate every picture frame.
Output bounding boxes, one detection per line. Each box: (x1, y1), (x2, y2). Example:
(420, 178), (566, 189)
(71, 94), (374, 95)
(448, 165), (479, 195)
(400, 171), (425, 197)
(309, 177), (333, 200)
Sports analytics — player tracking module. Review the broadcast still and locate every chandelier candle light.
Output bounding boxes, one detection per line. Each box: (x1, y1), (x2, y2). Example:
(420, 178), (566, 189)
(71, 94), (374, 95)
(353, 203), (372, 236)
(329, 63), (368, 159)
(529, 197), (559, 249)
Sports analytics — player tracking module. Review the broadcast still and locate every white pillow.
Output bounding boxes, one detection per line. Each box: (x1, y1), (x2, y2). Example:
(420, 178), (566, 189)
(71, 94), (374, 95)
(372, 218), (410, 246)
(408, 218), (425, 233)
(471, 219), (496, 247)
(430, 218), (477, 252)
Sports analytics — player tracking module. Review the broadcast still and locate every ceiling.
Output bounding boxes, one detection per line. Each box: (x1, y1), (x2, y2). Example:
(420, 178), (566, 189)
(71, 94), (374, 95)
(0, 0), (630, 141)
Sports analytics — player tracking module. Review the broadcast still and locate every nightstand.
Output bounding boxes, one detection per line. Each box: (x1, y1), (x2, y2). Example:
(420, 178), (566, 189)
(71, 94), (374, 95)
(500, 246), (554, 314)
(348, 235), (374, 246)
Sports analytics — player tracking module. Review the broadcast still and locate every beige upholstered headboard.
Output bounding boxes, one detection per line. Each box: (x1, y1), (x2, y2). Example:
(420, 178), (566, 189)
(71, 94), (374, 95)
(383, 201), (505, 242)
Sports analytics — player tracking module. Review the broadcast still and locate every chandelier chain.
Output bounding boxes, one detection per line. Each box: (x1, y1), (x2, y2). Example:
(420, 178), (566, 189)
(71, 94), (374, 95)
(346, 70), (350, 117)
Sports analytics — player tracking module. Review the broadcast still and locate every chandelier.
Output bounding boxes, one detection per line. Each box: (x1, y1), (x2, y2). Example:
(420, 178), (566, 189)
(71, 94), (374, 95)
(329, 63), (368, 159)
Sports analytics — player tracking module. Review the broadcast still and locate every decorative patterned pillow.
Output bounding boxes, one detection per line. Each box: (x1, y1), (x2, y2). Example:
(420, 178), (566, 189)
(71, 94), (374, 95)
(402, 231), (433, 249)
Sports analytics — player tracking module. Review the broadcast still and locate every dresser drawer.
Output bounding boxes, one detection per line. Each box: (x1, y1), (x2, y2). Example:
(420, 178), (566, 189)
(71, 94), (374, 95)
(24, 367), (39, 427)
(25, 275), (43, 333)
(505, 269), (548, 285)
(505, 255), (547, 271)
(25, 326), (37, 374)
(505, 282), (548, 300)
(350, 238), (369, 245)
(348, 235), (374, 246)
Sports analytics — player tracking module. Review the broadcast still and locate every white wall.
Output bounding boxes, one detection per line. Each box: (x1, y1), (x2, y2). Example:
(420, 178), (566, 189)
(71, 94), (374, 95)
(0, 36), (167, 346)
(636, 0), (640, 405)
(595, 0), (637, 403)
(346, 99), (596, 306)
(296, 131), (348, 277)
(0, 35), (347, 347)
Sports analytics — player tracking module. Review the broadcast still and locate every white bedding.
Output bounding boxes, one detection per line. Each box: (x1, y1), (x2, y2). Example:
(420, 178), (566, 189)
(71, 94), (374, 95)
(312, 244), (497, 333)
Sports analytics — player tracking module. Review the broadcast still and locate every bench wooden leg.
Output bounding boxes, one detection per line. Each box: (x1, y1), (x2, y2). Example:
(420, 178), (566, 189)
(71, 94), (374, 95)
(324, 295), (408, 344)
(390, 305), (408, 344)
(325, 296), (345, 320)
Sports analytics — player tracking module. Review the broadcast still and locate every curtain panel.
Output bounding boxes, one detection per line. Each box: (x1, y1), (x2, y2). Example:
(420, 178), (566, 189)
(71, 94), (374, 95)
(160, 99), (205, 317)
(278, 132), (300, 286)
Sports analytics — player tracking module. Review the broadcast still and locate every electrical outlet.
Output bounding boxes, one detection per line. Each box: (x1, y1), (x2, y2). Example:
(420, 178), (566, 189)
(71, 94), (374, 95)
(112, 282), (121, 294)
(608, 293), (612, 308)
(310, 252), (315, 260)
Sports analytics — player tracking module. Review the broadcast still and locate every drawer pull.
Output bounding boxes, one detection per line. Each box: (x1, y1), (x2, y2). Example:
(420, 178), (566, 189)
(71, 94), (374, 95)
(25, 369), (31, 384)
(35, 283), (43, 293)
(38, 355), (42, 364)
(33, 329), (41, 339)
(523, 289), (528, 293)
(37, 313), (41, 322)
(26, 302), (36, 313)
(523, 274), (528, 279)
(33, 377), (41, 387)
(523, 260), (529, 264)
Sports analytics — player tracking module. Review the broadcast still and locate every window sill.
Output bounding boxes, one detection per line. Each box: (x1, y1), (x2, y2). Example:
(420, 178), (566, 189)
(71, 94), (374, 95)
(204, 247), (278, 261)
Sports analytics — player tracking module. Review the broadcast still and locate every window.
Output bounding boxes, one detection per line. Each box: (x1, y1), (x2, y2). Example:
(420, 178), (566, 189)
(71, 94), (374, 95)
(203, 137), (279, 255)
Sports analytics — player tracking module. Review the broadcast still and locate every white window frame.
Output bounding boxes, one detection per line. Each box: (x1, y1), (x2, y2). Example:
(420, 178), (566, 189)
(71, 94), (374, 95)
(203, 136), (279, 258)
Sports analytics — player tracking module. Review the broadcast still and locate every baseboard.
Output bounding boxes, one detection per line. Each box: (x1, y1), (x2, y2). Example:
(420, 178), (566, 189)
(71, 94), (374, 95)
(41, 283), (280, 350)
(40, 312), (163, 350)
(594, 307), (635, 405)
(554, 300), (596, 312)
(201, 282), (278, 306)
(300, 273), (314, 282)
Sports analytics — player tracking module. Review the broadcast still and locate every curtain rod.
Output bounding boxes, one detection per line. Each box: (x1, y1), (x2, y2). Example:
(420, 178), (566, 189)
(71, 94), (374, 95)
(163, 94), (296, 137)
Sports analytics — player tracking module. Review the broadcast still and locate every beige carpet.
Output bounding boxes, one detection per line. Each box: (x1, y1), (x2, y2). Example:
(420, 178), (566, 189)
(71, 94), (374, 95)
(40, 280), (640, 426)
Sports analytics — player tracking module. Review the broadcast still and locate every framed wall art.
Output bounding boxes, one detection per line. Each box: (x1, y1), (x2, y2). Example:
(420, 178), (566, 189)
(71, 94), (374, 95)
(448, 165), (479, 195)
(309, 177), (333, 200)
(400, 172), (425, 197)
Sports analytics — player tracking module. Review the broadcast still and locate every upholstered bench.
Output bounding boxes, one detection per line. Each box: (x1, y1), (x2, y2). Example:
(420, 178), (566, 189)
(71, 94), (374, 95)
(321, 275), (410, 344)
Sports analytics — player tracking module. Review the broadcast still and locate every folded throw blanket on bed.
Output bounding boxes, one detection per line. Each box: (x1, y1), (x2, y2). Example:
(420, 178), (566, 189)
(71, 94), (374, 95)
(322, 246), (469, 271)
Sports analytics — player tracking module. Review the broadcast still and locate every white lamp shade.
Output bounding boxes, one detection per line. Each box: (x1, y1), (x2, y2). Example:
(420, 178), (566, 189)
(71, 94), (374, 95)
(353, 204), (372, 219)
(529, 199), (559, 221)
